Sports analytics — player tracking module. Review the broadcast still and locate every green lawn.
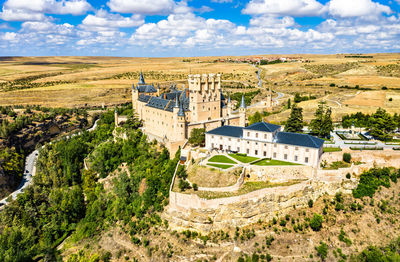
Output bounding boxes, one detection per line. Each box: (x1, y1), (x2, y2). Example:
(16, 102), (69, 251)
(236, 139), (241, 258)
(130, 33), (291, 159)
(208, 155), (236, 164)
(196, 180), (303, 199)
(207, 163), (233, 169)
(229, 153), (259, 163)
(253, 159), (300, 166)
(323, 147), (342, 152)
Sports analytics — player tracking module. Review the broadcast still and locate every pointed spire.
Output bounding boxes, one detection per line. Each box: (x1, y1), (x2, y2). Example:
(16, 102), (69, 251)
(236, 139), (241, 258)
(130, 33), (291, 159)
(138, 71), (145, 85)
(240, 95), (246, 108)
(178, 99), (185, 117)
(174, 93), (179, 108)
(114, 106), (117, 113)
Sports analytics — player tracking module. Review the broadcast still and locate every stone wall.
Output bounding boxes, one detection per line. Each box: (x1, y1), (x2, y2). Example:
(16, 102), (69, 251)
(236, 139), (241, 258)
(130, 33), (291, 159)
(166, 177), (357, 233)
(247, 165), (315, 182)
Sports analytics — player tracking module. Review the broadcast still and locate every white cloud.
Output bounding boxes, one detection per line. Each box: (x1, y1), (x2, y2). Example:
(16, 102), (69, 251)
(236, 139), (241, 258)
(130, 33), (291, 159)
(107, 0), (175, 15)
(1, 32), (17, 41)
(249, 16), (295, 28)
(4, 0), (92, 15)
(1, 0), (92, 21)
(243, 0), (324, 17)
(326, 0), (391, 18)
(0, 8), (45, 21)
(81, 10), (144, 31)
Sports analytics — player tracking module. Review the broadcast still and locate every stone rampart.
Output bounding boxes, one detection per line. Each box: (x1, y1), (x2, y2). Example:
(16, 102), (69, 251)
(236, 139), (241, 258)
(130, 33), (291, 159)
(166, 176), (357, 232)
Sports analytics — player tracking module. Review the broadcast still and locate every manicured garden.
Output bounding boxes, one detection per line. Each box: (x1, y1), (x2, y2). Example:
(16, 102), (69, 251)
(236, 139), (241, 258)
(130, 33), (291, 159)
(323, 147), (342, 152)
(229, 153), (259, 163)
(208, 155), (236, 164)
(253, 159), (300, 166)
(207, 163), (234, 170)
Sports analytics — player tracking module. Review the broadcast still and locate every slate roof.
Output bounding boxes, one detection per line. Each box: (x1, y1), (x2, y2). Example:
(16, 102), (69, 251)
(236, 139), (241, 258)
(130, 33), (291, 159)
(135, 84), (157, 93)
(206, 125), (243, 138)
(275, 132), (324, 149)
(146, 96), (174, 112)
(138, 94), (152, 103)
(244, 121), (281, 133)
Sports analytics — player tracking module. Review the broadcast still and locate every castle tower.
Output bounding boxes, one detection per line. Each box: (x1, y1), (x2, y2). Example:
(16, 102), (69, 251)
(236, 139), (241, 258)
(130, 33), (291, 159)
(188, 73), (222, 122)
(132, 84), (139, 111)
(114, 107), (118, 128)
(139, 71), (145, 85)
(227, 95), (232, 116)
(172, 94), (185, 141)
(239, 95), (246, 127)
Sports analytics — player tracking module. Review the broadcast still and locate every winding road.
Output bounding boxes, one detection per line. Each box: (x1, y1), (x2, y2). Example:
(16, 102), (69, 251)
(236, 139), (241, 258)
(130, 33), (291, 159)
(0, 119), (99, 209)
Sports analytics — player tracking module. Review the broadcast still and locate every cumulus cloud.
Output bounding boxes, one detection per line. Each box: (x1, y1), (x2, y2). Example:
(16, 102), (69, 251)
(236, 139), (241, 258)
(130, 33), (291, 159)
(0, 8), (45, 21)
(243, 0), (324, 17)
(81, 9), (144, 31)
(1, 0), (92, 21)
(326, 0), (391, 18)
(4, 0), (92, 15)
(107, 0), (175, 15)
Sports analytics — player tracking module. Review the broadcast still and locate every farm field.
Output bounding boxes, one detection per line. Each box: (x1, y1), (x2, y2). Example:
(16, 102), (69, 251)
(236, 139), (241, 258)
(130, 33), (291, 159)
(0, 54), (399, 122)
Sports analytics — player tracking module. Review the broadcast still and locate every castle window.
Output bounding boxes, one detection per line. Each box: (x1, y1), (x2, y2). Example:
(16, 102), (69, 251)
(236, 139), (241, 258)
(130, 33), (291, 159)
(212, 136), (214, 138)
(264, 144), (266, 146)
(295, 155), (298, 161)
(255, 150), (258, 155)
(228, 138), (231, 141)
(237, 147), (240, 151)
(263, 151), (266, 157)
(274, 144), (277, 148)
(256, 142), (258, 145)
(273, 152), (277, 158)
(285, 145), (288, 149)
(246, 149), (249, 154)
(220, 136), (222, 140)
(264, 134), (267, 139)
(295, 147), (298, 150)
(247, 132), (250, 136)
(284, 154), (287, 160)
(305, 157), (309, 163)
(256, 133), (258, 138)
(247, 141), (249, 144)
(228, 146), (231, 151)
(306, 149), (309, 152)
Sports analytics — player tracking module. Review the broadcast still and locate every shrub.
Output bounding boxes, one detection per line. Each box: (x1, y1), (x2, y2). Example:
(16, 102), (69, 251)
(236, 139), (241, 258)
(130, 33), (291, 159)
(308, 199), (314, 208)
(343, 153), (351, 163)
(346, 173), (351, 179)
(315, 241), (328, 260)
(310, 213), (323, 231)
(192, 183), (198, 191)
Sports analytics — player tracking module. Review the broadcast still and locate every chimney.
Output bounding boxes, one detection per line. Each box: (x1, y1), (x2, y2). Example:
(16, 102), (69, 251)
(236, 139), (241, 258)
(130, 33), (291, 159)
(186, 89), (189, 98)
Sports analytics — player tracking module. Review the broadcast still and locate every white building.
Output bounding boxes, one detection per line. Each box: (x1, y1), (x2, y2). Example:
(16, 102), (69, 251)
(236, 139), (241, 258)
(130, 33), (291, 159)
(205, 121), (324, 167)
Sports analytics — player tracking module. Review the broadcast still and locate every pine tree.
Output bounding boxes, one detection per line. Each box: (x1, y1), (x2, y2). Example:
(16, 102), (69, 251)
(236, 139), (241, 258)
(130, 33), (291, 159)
(369, 108), (395, 141)
(310, 102), (333, 138)
(287, 98), (291, 109)
(284, 104), (303, 133)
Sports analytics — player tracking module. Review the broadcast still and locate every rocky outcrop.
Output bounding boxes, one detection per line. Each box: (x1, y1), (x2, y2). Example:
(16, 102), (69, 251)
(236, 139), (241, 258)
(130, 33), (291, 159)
(164, 176), (357, 233)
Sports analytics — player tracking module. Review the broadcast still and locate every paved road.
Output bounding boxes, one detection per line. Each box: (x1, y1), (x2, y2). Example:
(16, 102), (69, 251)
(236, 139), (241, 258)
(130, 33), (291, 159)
(0, 149), (38, 207)
(0, 119), (100, 209)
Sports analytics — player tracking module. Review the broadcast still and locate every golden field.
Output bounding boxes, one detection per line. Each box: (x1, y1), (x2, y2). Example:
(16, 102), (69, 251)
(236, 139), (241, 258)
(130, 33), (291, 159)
(0, 54), (399, 121)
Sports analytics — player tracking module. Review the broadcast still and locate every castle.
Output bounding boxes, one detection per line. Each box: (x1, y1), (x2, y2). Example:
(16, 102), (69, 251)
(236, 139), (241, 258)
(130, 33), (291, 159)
(131, 72), (245, 155)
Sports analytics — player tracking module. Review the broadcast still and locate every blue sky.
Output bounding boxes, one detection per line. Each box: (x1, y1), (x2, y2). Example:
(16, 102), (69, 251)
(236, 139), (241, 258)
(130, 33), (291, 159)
(0, 0), (399, 56)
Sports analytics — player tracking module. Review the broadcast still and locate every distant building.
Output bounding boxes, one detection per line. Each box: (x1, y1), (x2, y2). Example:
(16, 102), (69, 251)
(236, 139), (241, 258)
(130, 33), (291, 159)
(205, 121), (324, 167)
(132, 72), (245, 155)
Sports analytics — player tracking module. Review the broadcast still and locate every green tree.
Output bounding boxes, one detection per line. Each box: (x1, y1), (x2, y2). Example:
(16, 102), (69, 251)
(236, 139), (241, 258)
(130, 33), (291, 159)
(287, 98), (291, 109)
(188, 128), (206, 146)
(369, 108), (395, 141)
(310, 213), (323, 231)
(284, 104), (303, 133)
(248, 111), (263, 125)
(310, 102), (333, 138)
(315, 241), (328, 261)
